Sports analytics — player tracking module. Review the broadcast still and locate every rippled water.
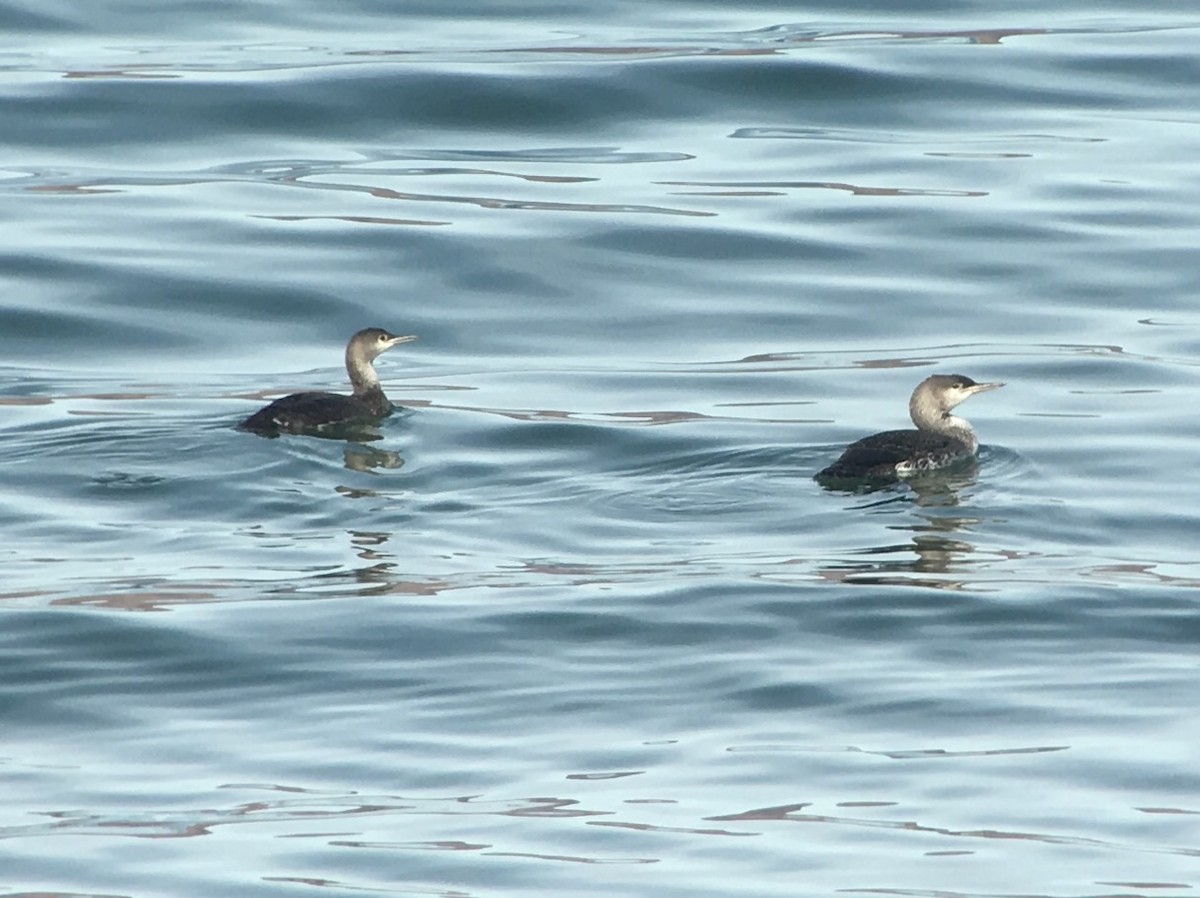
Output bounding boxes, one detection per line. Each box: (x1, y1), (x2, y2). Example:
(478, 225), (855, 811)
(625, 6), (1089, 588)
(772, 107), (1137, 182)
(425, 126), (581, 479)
(2, 3), (1199, 896)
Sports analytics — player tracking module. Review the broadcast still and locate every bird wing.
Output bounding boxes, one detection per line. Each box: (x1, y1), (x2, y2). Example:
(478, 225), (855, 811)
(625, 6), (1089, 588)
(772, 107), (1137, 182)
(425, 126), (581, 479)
(819, 429), (964, 480)
(240, 391), (352, 434)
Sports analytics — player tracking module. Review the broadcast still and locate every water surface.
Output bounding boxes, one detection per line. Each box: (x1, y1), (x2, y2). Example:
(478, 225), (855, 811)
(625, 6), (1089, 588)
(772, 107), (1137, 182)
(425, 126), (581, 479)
(2, 3), (1199, 896)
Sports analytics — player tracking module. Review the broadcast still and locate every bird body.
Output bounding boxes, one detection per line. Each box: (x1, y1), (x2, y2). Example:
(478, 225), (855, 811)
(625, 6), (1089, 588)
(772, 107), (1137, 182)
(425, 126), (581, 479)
(816, 374), (1003, 484)
(239, 328), (417, 437)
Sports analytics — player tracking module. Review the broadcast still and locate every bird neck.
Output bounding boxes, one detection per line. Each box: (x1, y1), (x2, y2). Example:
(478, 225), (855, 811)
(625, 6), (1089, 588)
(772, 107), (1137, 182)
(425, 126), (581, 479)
(346, 347), (381, 395)
(910, 399), (977, 449)
(940, 415), (978, 452)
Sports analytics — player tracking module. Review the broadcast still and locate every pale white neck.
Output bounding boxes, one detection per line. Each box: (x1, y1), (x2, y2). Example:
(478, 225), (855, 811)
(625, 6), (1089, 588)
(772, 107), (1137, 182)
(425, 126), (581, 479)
(910, 400), (977, 448)
(346, 346), (380, 393)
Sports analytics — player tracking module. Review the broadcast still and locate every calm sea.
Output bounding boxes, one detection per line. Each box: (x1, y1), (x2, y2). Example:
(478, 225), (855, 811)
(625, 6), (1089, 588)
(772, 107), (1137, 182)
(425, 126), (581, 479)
(2, 2), (1198, 896)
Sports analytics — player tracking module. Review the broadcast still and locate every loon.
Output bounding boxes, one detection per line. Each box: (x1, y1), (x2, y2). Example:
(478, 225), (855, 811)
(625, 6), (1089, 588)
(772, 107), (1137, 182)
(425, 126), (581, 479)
(239, 327), (417, 436)
(816, 374), (1004, 484)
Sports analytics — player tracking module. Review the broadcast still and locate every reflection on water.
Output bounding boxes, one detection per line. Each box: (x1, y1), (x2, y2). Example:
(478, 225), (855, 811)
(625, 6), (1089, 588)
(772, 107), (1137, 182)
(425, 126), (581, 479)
(906, 462), (981, 507)
(815, 461), (1003, 588)
(817, 536), (983, 589)
(339, 444), (403, 472)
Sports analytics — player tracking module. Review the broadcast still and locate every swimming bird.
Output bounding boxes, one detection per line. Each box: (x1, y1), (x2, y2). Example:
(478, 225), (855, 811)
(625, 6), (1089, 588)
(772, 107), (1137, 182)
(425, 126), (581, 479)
(239, 327), (417, 437)
(815, 374), (1004, 484)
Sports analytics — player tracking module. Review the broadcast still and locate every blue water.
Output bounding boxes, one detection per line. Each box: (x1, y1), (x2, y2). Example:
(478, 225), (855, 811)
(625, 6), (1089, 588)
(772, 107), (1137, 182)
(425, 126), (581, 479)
(2, 3), (1199, 896)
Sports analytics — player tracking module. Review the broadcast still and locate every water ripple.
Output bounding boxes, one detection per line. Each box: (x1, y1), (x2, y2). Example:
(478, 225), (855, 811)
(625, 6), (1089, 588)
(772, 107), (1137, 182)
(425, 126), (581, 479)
(2, 22), (1181, 79)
